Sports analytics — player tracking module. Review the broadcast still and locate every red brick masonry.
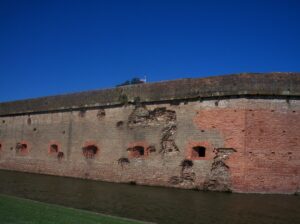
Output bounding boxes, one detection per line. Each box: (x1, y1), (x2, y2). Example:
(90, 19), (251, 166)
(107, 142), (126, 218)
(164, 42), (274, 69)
(0, 73), (299, 194)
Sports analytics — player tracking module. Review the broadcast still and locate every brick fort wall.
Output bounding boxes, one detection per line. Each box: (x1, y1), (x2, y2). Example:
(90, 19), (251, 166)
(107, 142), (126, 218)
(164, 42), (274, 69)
(0, 73), (299, 194)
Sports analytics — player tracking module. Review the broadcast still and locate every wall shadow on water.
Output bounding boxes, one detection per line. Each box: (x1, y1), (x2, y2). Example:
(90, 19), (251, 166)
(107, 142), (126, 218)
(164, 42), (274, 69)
(0, 170), (299, 224)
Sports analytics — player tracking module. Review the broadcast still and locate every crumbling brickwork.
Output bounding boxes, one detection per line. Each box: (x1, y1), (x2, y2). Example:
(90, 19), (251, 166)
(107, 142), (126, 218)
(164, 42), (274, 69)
(0, 73), (299, 194)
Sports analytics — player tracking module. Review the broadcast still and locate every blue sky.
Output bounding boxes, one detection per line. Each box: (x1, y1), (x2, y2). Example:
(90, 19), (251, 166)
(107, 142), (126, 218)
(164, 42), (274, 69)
(0, 0), (299, 102)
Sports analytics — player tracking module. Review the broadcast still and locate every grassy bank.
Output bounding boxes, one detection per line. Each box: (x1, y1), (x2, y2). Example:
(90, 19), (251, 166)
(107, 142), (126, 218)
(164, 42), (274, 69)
(0, 194), (144, 224)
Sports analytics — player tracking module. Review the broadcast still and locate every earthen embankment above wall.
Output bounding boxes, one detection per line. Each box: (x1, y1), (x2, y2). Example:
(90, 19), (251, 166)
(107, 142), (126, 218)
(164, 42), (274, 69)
(0, 72), (299, 116)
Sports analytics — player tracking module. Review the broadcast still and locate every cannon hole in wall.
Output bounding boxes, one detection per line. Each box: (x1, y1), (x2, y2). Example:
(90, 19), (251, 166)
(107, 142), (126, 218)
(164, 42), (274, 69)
(50, 144), (59, 153)
(16, 143), (28, 154)
(116, 121), (124, 127)
(192, 146), (206, 158)
(82, 145), (98, 159)
(57, 152), (64, 160)
(128, 146), (145, 158)
(97, 109), (106, 119)
(136, 146), (144, 156)
(0, 143), (2, 151)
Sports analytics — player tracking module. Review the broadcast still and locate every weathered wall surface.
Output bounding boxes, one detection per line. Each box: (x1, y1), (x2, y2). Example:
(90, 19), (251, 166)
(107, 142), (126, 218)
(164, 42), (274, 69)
(0, 73), (299, 194)
(0, 98), (299, 193)
(194, 99), (300, 193)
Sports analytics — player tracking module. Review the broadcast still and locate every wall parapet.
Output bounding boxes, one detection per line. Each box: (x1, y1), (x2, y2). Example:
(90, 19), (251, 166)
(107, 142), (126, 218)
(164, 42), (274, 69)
(0, 72), (299, 116)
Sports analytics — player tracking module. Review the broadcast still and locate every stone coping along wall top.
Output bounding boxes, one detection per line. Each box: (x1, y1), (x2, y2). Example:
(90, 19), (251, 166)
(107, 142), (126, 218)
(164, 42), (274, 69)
(0, 72), (299, 116)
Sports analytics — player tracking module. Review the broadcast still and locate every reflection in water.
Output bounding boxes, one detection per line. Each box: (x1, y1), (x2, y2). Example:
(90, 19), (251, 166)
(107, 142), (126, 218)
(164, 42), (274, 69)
(0, 170), (299, 224)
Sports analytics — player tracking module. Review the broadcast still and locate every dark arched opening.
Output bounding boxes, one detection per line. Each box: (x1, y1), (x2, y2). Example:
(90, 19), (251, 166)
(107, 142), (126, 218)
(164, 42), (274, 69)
(134, 146), (144, 156)
(128, 146), (145, 158)
(16, 143), (28, 154)
(83, 145), (98, 159)
(50, 144), (58, 153)
(193, 146), (206, 157)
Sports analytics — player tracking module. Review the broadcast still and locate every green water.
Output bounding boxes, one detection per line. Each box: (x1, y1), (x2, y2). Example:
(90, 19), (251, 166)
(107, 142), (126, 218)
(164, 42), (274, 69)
(0, 170), (299, 224)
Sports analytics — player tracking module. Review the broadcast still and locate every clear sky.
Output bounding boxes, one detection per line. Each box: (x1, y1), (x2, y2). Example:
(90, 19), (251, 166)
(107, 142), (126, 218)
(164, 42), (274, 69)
(0, 0), (299, 102)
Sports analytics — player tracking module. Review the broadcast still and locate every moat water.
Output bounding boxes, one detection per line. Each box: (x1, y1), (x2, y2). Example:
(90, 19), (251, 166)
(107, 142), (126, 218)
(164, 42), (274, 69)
(0, 170), (299, 224)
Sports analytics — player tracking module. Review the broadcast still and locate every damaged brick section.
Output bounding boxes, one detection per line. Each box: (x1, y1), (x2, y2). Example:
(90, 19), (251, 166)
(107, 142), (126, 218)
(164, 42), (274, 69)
(160, 124), (179, 154)
(128, 107), (176, 127)
(204, 148), (236, 192)
(97, 109), (106, 119)
(169, 159), (195, 186)
(128, 106), (179, 155)
(118, 157), (130, 168)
